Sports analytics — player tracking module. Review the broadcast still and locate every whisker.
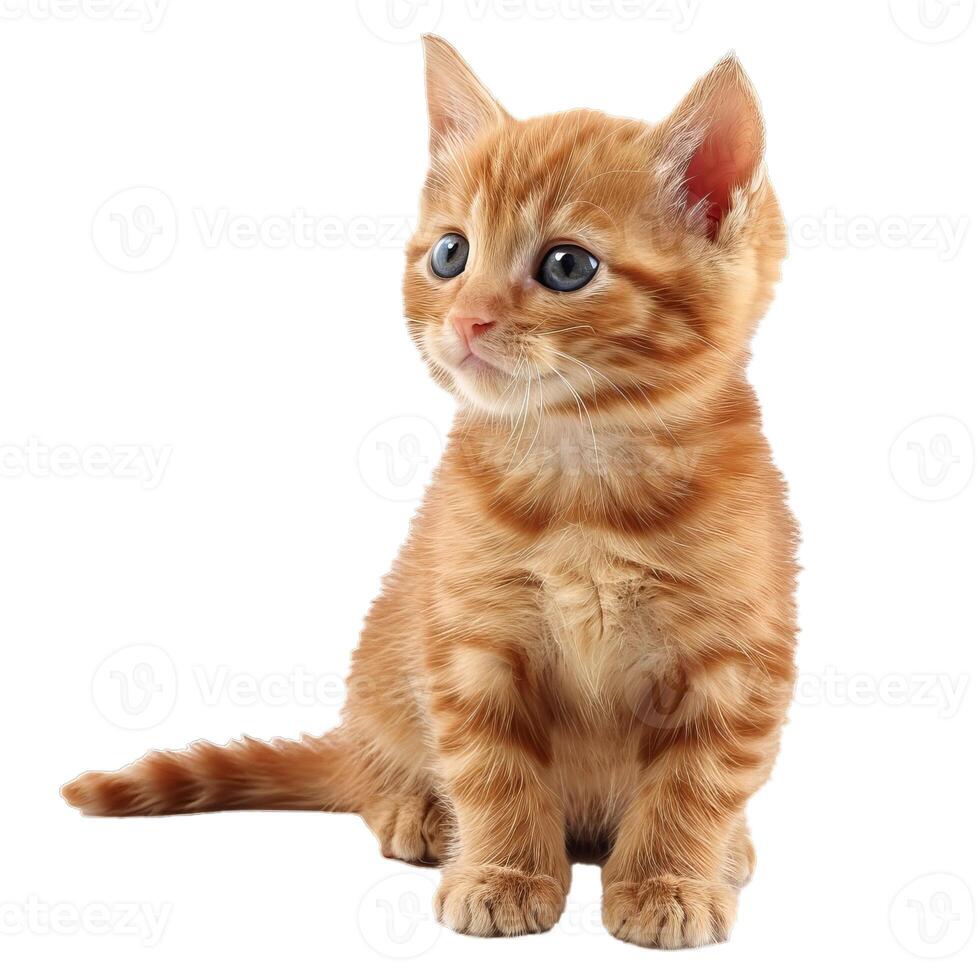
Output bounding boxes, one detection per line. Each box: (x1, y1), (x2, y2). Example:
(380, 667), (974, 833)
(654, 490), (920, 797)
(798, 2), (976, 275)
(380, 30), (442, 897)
(551, 349), (681, 447)
(512, 364), (545, 474)
(550, 365), (601, 479)
(506, 361), (533, 463)
(537, 323), (597, 338)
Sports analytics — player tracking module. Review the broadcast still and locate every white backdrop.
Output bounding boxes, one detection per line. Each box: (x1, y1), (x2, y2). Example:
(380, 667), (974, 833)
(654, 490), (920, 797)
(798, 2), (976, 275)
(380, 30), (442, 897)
(1, 1), (978, 976)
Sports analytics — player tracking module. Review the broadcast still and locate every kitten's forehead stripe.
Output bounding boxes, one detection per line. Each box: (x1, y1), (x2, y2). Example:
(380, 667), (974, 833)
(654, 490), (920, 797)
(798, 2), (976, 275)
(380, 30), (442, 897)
(430, 113), (647, 219)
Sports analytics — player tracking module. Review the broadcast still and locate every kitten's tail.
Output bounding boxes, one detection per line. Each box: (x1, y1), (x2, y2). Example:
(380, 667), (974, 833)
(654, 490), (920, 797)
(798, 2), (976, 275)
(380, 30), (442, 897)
(60, 731), (363, 817)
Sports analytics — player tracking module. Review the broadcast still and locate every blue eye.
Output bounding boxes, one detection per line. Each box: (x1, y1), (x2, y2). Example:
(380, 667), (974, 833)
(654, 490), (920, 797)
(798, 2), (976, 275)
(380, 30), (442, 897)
(430, 233), (469, 279)
(537, 244), (598, 292)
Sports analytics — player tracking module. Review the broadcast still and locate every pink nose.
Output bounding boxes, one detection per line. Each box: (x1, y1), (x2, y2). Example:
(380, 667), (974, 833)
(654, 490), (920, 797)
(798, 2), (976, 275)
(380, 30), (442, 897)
(451, 314), (496, 348)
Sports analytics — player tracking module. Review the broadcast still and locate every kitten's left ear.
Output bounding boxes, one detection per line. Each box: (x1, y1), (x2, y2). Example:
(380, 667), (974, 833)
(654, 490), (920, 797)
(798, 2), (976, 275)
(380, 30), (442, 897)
(659, 54), (767, 240)
(422, 35), (510, 155)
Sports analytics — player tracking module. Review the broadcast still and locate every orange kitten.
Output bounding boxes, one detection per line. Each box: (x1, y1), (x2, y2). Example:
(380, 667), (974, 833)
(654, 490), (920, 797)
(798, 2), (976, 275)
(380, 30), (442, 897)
(63, 36), (797, 948)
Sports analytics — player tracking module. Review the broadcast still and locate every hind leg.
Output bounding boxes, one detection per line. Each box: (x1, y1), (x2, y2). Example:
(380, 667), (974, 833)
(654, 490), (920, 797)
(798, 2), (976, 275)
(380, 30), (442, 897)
(724, 813), (756, 888)
(362, 792), (453, 866)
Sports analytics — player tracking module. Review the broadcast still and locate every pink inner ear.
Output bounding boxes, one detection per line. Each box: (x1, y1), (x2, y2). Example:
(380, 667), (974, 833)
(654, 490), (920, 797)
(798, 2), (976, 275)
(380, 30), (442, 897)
(683, 107), (760, 239)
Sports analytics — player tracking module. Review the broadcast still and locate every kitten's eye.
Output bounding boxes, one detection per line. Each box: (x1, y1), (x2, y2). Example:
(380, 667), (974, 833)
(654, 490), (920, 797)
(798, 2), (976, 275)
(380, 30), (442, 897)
(537, 244), (598, 292)
(430, 233), (469, 279)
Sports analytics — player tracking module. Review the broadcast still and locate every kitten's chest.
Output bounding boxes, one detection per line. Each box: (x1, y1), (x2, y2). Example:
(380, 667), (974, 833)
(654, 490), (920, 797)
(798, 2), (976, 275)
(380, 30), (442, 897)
(527, 530), (667, 694)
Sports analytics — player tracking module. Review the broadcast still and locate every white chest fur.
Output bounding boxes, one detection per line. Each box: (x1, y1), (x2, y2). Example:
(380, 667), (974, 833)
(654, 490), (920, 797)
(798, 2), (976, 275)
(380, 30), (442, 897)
(527, 529), (667, 703)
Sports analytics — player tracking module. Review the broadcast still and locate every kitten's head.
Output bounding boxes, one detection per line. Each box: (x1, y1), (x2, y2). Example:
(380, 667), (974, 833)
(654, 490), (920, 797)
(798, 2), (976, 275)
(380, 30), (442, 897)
(404, 36), (785, 425)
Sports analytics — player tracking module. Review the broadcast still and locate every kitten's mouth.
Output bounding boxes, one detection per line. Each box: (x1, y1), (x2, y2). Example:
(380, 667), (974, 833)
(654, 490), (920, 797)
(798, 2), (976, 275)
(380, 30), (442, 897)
(458, 351), (499, 373)
(452, 346), (512, 379)
(442, 346), (524, 412)
(426, 335), (520, 409)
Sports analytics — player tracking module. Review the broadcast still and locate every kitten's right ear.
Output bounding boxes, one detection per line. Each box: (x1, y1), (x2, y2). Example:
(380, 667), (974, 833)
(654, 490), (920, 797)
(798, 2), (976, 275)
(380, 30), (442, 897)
(422, 35), (510, 155)
(658, 53), (767, 241)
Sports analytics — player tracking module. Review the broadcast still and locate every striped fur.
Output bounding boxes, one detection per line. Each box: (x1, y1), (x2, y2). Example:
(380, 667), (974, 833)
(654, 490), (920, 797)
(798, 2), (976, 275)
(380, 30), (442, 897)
(63, 37), (797, 948)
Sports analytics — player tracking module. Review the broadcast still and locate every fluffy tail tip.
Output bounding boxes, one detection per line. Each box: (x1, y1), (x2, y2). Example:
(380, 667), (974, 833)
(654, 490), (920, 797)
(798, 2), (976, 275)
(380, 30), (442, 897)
(61, 771), (136, 816)
(61, 772), (101, 813)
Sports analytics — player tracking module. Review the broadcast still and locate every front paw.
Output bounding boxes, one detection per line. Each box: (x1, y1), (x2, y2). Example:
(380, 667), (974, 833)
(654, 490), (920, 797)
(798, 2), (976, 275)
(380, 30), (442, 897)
(435, 864), (565, 937)
(602, 875), (737, 948)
